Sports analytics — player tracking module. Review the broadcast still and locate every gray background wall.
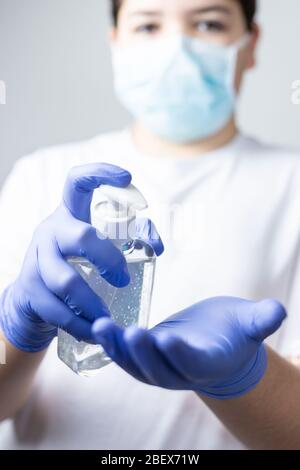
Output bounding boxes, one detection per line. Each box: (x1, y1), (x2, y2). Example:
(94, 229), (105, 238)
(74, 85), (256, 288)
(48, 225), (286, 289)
(0, 0), (300, 187)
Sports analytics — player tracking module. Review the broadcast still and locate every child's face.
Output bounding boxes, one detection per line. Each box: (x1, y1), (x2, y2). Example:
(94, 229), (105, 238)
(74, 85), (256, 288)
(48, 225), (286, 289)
(111, 0), (259, 92)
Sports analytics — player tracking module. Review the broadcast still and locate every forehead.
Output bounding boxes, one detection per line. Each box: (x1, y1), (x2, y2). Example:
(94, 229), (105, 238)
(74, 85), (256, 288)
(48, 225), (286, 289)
(121, 0), (237, 14)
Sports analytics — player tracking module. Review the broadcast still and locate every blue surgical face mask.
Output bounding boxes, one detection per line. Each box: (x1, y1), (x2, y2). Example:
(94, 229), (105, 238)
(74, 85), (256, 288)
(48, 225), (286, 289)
(112, 34), (250, 143)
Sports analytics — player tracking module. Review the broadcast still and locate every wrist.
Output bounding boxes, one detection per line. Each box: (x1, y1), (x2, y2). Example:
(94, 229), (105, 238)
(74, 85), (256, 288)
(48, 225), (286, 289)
(0, 284), (56, 353)
(197, 345), (268, 400)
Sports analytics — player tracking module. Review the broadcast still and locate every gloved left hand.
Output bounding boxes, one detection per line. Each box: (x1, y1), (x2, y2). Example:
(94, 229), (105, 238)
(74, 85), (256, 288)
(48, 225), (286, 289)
(0, 163), (164, 353)
(93, 297), (286, 399)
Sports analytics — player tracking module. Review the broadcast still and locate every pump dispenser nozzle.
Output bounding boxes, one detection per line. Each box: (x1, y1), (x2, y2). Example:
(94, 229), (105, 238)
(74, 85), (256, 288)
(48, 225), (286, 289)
(93, 184), (148, 247)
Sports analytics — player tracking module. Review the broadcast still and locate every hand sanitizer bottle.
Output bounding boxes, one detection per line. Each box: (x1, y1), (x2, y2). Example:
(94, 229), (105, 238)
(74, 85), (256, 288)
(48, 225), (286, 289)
(57, 183), (156, 377)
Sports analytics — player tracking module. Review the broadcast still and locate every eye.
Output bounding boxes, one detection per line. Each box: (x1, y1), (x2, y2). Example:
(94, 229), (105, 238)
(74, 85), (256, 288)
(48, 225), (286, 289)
(134, 23), (160, 34)
(195, 20), (227, 33)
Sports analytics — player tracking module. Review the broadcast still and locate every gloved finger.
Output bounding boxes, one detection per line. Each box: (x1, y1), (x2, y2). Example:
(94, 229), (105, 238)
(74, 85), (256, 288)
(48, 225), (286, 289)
(237, 299), (287, 342)
(56, 215), (130, 288)
(92, 317), (150, 384)
(135, 218), (164, 256)
(32, 282), (93, 341)
(124, 327), (189, 389)
(38, 238), (110, 322)
(63, 163), (132, 223)
(154, 333), (211, 383)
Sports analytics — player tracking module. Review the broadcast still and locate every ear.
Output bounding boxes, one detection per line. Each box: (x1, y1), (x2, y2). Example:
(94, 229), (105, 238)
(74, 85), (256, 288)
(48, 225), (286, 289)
(246, 23), (260, 70)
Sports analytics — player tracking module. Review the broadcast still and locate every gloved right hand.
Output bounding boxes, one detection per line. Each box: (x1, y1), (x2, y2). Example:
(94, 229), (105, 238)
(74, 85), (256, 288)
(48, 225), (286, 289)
(93, 297), (286, 399)
(0, 163), (133, 352)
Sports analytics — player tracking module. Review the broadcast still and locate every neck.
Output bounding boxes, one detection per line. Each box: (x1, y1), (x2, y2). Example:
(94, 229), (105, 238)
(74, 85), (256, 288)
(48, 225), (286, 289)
(131, 118), (238, 159)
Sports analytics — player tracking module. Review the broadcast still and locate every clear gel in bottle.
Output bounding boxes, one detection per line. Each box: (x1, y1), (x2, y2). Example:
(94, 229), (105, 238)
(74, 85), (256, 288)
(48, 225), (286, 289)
(57, 184), (156, 376)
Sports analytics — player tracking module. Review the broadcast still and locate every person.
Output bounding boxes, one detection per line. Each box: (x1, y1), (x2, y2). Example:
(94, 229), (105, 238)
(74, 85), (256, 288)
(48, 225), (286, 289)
(1, 0), (300, 451)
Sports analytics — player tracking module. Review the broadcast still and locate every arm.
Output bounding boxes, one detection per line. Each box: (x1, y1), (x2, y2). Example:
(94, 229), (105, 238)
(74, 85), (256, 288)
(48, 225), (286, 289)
(0, 162), (164, 422)
(0, 158), (48, 421)
(200, 347), (300, 450)
(0, 331), (46, 421)
(0, 162), (126, 422)
(93, 297), (294, 450)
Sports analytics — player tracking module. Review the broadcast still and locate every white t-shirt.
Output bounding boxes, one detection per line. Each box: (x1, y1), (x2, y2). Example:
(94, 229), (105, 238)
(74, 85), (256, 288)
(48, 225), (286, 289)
(1, 129), (300, 450)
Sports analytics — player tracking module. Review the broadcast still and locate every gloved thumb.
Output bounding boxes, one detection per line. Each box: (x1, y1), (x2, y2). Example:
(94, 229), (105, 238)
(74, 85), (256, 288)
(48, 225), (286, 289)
(239, 299), (287, 342)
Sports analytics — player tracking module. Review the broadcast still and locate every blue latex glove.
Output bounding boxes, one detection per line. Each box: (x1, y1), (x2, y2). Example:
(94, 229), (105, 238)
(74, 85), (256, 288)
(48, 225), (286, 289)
(93, 297), (286, 399)
(0, 163), (163, 353)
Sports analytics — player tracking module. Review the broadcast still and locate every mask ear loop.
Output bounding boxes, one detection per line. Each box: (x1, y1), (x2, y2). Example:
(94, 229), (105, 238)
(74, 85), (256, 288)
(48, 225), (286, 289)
(226, 33), (252, 94)
(234, 33), (252, 50)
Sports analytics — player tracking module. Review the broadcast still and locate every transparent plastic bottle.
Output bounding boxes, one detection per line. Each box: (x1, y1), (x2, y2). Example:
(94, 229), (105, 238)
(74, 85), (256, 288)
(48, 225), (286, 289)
(57, 184), (156, 377)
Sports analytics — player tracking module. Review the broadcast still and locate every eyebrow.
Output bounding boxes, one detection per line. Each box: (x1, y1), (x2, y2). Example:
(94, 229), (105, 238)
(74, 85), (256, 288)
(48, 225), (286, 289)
(128, 5), (231, 18)
(128, 11), (162, 18)
(187, 6), (231, 15)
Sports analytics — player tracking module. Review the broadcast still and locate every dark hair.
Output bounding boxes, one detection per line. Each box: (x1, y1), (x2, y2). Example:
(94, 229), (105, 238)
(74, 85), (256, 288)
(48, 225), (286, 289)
(110, 0), (257, 30)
